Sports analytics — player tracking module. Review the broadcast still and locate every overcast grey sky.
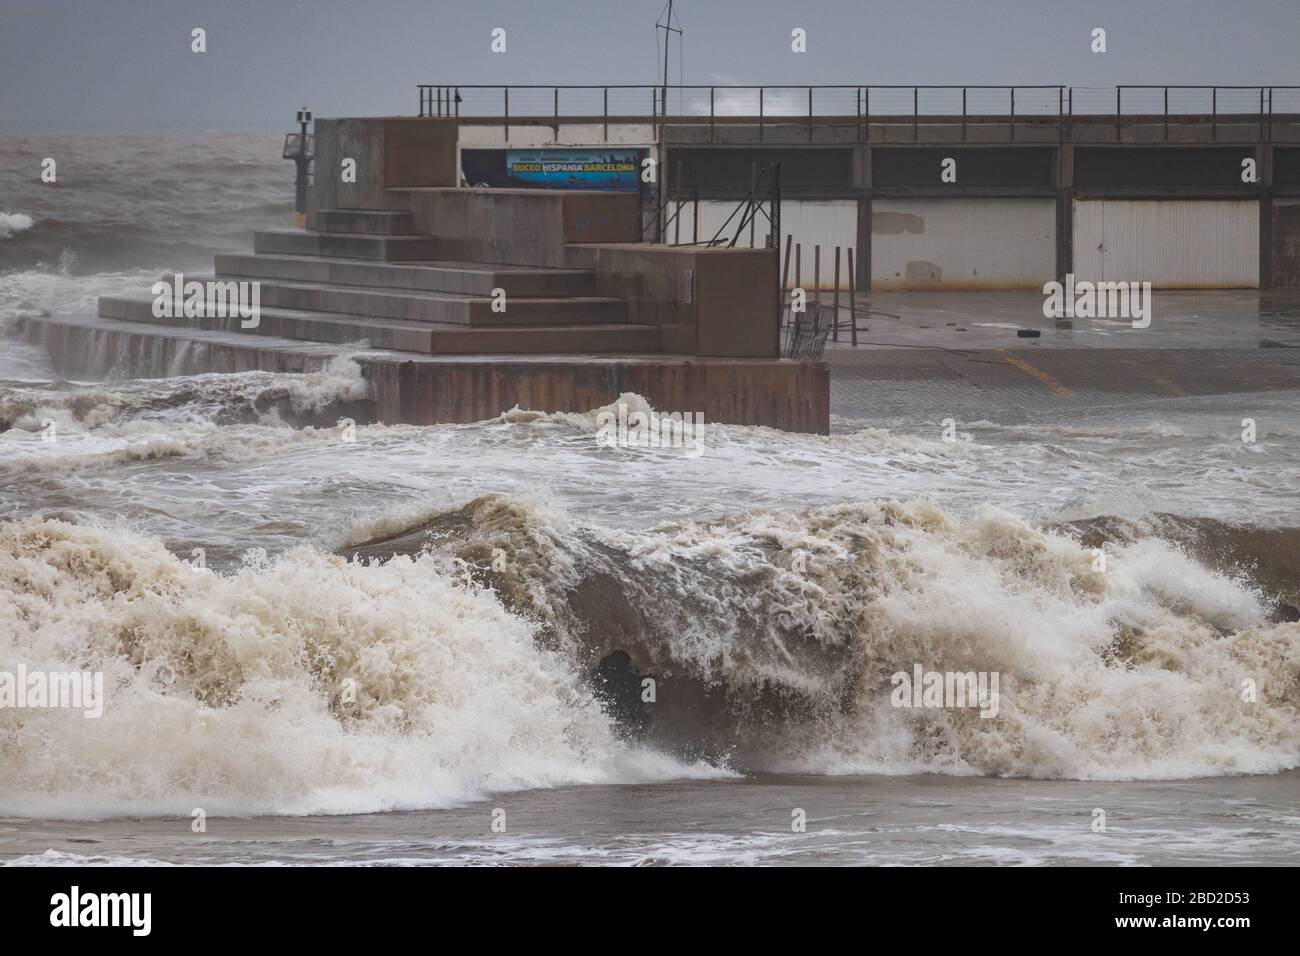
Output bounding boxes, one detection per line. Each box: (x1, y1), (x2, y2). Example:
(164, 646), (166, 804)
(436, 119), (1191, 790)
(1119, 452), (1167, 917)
(1, 0), (1296, 132)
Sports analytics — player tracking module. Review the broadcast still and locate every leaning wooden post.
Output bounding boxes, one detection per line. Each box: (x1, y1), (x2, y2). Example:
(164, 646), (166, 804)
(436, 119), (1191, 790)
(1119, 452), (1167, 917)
(814, 244), (821, 310)
(832, 246), (842, 343)
(848, 247), (858, 347)
(781, 234), (793, 311)
(795, 242), (802, 303)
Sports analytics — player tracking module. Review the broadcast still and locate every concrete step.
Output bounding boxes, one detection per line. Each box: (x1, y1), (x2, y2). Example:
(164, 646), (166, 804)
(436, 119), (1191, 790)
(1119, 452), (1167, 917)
(213, 253), (597, 297)
(316, 209), (416, 235)
(183, 274), (626, 327)
(254, 229), (440, 261)
(97, 296), (662, 355)
(98, 295), (433, 353)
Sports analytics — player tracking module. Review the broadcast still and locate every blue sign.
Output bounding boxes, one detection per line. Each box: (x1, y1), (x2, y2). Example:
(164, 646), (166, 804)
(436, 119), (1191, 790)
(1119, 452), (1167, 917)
(504, 149), (642, 191)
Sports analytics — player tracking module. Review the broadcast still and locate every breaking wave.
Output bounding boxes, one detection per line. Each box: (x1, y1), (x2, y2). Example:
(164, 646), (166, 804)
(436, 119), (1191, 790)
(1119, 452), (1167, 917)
(342, 495), (1300, 781)
(0, 358), (374, 475)
(0, 517), (723, 819)
(4, 492), (1297, 820)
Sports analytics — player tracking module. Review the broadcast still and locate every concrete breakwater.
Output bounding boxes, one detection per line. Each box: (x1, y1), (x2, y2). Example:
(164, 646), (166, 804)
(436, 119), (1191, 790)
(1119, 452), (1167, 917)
(18, 313), (828, 431)
(18, 115), (828, 433)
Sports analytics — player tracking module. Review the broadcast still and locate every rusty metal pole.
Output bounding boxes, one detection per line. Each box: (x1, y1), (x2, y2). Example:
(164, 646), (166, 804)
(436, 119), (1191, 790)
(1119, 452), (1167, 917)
(814, 244), (821, 310)
(782, 234), (792, 303)
(795, 243), (802, 301)
(848, 247), (858, 347)
(693, 163), (700, 244)
(832, 247), (841, 343)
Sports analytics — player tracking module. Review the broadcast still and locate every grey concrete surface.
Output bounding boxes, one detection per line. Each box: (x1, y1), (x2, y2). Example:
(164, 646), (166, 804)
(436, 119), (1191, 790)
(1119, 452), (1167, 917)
(821, 290), (1300, 422)
(824, 290), (1300, 355)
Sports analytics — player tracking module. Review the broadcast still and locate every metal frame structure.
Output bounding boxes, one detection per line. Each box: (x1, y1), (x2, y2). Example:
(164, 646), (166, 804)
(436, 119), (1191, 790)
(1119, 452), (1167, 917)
(418, 84), (1300, 144)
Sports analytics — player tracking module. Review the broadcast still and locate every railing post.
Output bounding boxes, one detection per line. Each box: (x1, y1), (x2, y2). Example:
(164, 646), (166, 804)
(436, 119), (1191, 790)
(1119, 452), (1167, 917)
(603, 87), (608, 142)
(962, 87), (967, 142)
(1212, 87), (1217, 141)
(856, 86), (862, 144)
(808, 86), (813, 142)
(504, 88), (510, 143)
(864, 87), (870, 143)
(1260, 87), (1265, 140)
(1164, 87), (1169, 142)
(1115, 86), (1122, 142)
(1057, 86), (1063, 143)
(709, 87), (715, 144)
(759, 87), (765, 142)
(1010, 86), (1015, 142)
(913, 86), (919, 142)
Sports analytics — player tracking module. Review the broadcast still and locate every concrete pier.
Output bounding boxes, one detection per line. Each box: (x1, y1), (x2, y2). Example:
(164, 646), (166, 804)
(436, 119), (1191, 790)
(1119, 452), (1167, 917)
(19, 313), (827, 431)
(25, 115), (828, 433)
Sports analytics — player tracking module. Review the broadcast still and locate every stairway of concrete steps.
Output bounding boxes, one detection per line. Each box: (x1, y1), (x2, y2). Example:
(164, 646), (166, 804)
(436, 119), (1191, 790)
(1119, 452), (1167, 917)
(96, 209), (662, 355)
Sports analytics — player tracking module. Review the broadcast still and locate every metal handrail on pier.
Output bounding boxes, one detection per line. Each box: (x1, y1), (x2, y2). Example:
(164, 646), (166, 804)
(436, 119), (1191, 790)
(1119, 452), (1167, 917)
(418, 84), (1300, 143)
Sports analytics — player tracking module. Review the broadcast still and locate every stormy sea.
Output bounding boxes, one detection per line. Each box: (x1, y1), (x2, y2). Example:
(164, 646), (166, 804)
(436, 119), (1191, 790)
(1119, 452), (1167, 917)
(1, 134), (1297, 866)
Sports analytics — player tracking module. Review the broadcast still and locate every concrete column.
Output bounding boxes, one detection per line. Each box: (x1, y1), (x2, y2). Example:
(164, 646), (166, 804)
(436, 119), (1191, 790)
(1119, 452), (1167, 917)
(1260, 144), (1273, 289)
(1056, 144), (1074, 282)
(854, 146), (872, 291)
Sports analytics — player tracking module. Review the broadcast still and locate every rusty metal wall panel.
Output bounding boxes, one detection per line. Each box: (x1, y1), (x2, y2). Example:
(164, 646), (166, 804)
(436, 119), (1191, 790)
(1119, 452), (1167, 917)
(871, 198), (1056, 290)
(1072, 199), (1259, 289)
(672, 200), (858, 289)
(1272, 199), (1300, 289)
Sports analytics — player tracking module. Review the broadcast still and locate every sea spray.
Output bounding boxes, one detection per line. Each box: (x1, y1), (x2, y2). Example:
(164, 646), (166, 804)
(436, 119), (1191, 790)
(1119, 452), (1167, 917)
(345, 495), (1300, 780)
(0, 516), (722, 819)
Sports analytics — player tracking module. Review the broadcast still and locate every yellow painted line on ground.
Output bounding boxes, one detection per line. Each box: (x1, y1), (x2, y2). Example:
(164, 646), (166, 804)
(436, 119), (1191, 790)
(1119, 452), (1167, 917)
(995, 349), (1074, 397)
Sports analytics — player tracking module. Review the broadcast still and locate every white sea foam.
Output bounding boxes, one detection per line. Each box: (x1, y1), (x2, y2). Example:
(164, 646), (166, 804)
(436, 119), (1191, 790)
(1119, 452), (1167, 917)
(4, 491), (1292, 824)
(0, 212), (34, 240)
(362, 495), (1300, 782)
(0, 517), (728, 820)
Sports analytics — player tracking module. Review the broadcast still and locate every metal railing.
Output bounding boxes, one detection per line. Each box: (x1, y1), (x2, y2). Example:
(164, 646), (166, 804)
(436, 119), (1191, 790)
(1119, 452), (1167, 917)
(418, 84), (1300, 142)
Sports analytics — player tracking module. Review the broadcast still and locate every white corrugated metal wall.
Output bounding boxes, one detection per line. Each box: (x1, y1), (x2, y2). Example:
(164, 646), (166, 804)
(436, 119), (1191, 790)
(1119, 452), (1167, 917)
(671, 199), (858, 289)
(871, 198), (1057, 290)
(1072, 200), (1259, 288)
